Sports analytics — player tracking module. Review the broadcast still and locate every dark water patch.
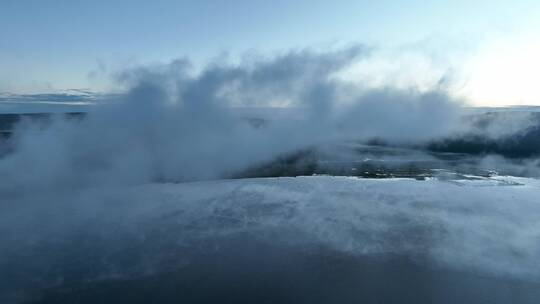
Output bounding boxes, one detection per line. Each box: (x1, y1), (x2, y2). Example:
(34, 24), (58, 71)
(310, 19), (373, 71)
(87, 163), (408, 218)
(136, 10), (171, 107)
(427, 127), (540, 159)
(428, 111), (540, 158)
(234, 145), (501, 181)
(233, 149), (319, 179)
(0, 113), (85, 133)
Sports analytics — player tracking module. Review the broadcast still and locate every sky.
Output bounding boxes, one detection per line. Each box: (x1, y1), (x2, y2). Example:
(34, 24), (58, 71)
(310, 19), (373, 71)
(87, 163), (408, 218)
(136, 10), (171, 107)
(1, 0), (540, 106)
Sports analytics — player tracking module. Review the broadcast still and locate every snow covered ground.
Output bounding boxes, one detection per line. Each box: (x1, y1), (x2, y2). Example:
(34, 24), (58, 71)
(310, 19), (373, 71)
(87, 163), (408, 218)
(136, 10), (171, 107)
(3, 175), (540, 303)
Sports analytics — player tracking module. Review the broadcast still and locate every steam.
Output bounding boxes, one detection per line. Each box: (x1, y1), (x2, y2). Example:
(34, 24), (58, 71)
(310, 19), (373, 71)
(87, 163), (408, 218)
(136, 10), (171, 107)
(0, 46), (464, 194)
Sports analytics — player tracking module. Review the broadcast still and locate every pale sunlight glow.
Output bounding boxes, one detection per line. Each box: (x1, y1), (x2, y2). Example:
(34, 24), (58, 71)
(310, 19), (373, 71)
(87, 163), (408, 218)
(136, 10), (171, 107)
(465, 39), (540, 106)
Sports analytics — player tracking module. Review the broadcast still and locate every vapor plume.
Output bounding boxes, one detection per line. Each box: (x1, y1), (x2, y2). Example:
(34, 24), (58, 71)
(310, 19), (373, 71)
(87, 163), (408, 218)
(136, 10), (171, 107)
(0, 46), (464, 194)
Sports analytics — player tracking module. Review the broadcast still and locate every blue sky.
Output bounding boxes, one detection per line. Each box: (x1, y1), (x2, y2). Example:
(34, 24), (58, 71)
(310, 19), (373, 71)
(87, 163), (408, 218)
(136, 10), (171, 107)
(1, 0), (540, 105)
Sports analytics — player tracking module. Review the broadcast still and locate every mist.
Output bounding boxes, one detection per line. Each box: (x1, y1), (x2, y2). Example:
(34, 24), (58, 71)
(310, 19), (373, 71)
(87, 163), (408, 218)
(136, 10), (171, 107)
(0, 46), (466, 195)
(3, 46), (540, 304)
